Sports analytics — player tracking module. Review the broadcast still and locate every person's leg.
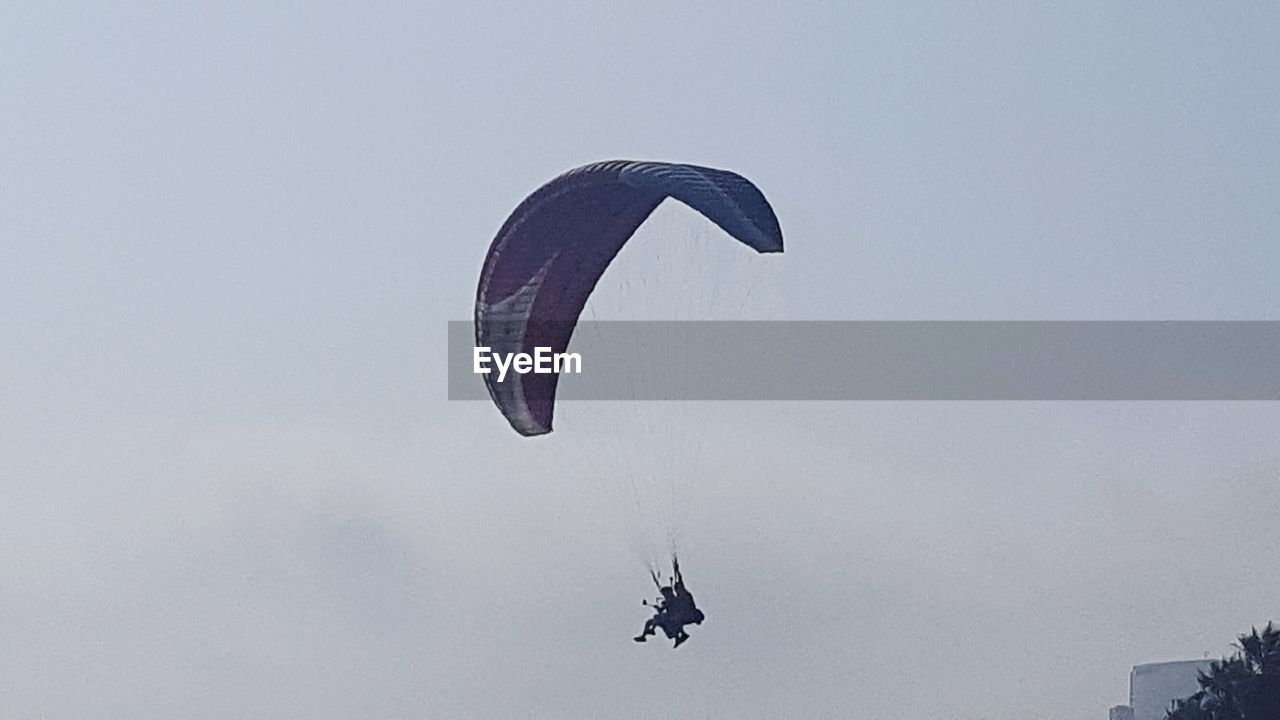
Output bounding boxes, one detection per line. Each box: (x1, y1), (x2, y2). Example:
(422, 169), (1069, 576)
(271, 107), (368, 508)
(634, 618), (656, 642)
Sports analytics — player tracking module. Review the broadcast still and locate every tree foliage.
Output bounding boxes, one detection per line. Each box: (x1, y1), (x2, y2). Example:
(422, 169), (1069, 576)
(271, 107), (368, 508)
(1166, 623), (1280, 720)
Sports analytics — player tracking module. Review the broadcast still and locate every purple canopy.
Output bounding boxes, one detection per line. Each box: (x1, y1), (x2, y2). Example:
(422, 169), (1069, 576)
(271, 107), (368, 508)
(475, 160), (784, 436)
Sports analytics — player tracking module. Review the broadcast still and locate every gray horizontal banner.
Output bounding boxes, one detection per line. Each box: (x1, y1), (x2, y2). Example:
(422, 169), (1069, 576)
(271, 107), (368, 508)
(449, 321), (1280, 401)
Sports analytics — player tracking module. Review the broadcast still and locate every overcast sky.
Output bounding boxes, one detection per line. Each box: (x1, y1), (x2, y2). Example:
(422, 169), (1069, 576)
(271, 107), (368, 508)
(3, 2), (1279, 718)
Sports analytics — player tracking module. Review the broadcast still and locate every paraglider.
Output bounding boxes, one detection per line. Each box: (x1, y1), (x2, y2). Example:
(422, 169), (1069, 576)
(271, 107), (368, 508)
(634, 556), (705, 648)
(474, 160), (783, 646)
(474, 160), (784, 436)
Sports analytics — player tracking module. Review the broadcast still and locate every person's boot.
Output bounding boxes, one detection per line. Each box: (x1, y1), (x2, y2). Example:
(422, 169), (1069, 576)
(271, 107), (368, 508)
(673, 632), (689, 649)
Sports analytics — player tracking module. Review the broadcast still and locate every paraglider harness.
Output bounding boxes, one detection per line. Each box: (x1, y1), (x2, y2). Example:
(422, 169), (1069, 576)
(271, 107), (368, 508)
(635, 555), (704, 648)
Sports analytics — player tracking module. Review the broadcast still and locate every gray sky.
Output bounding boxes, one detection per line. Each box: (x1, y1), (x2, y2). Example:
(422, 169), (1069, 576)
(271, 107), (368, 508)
(3, 2), (1279, 718)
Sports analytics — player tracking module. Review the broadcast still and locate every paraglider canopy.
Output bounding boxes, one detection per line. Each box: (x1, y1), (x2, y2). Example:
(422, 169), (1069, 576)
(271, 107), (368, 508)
(474, 160), (784, 436)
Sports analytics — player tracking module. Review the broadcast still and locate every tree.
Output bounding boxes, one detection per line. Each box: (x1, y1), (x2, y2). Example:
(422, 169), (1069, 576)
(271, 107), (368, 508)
(1166, 623), (1280, 720)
